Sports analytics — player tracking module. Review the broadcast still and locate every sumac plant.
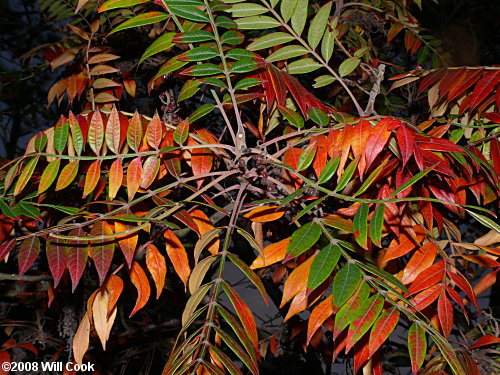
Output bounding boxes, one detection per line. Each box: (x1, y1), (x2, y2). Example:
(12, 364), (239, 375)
(1, 0), (499, 374)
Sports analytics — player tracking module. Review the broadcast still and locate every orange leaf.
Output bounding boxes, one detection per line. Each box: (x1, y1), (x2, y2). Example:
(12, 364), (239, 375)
(312, 135), (328, 179)
(140, 156), (159, 189)
(127, 157), (143, 201)
(191, 209), (219, 255)
(88, 111), (104, 155)
(104, 274), (124, 316)
(92, 290), (110, 349)
(438, 291), (453, 338)
(146, 112), (163, 149)
(307, 296), (333, 345)
(115, 222), (137, 268)
(250, 237), (290, 269)
(129, 261), (151, 317)
(83, 160), (101, 198)
(108, 159), (123, 200)
(105, 105), (121, 154)
(73, 313), (90, 366)
(243, 205), (286, 222)
(164, 229), (191, 286)
(351, 119), (371, 176)
(281, 254), (316, 307)
(401, 242), (438, 284)
(284, 289), (308, 321)
(146, 244), (167, 299)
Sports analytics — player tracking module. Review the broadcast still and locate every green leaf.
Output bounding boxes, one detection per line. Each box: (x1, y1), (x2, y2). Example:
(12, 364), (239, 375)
(169, 5), (210, 23)
(370, 204), (385, 247)
(230, 59), (259, 73)
(229, 3), (268, 17)
(388, 168), (433, 198)
(335, 157), (359, 192)
(307, 1), (332, 50)
(109, 12), (169, 35)
(153, 59), (188, 82)
(313, 74), (335, 88)
(182, 63), (223, 76)
(38, 159), (60, 195)
(267, 45), (308, 62)
(247, 32), (294, 51)
(280, 0), (298, 22)
(354, 160), (387, 196)
(466, 210), (500, 234)
(139, 32), (175, 65)
(339, 56), (360, 77)
(183, 46), (219, 62)
(215, 15), (238, 28)
(287, 58), (322, 74)
(221, 30), (244, 45)
(355, 261), (408, 294)
(293, 196), (328, 223)
(234, 78), (261, 90)
(321, 28), (336, 62)
(16, 201), (41, 219)
(235, 16), (281, 29)
(200, 77), (227, 88)
(297, 143), (317, 171)
(0, 199), (17, 218)
(188, 104), (215, 122)
(226, 48), (256, 60)
(332, 262), (362, 308)
(291, 0), (308, 36)
(307, 243), (341, 291)
(173, 30), (214, 43)
(177, 80), (201, 102)
(354, 46), (370, 58)
(318, 157), (340, 184)
(287, 221), (321, 258)
(279, 107), (304, 129)
(54, 121), (69, 154)
(353, 202), (369, 248)
(98, 0), (151, 12)
(408, 323), (427, 374)
(14, 157), (39, 196)
(34, 133), (47, 152)
(307, 107), (329, 126)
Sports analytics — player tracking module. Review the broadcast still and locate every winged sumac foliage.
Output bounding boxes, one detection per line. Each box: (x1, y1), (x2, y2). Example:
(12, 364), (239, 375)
(1, 0), (500, 374)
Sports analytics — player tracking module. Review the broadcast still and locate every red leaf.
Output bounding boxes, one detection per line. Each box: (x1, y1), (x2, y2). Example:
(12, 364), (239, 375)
(438, 68), (466, 97)
(267, 64), (286, 107)
(18, 237), (41, 277)
(384, 232), (419, 262)
(368, 308), (400, 356)
(438, 291), (454, 338)
(448, 68), (483, 102)
(353, 337), (370, 374)
(364, 117), (393, 170)
(129, 261), (151, 317)
(408, 323), (426, 374)
(346, 295), (384, 352)
(89, 221), (114, 286)
(447, 270), (478, 309)
(140, 156), (159, 189)
(490, 137), (500, 176)
(408, 260), (445, 295)
(470, 335), (500, 349)
(413, 282), (442, 310)
(67, 228), (88, 292)
(88, 111), (104, 155)
(146, 243), (166, 299)
(396, 125), (414, 168)
(46, 239), (68, 288)
(418, 69), (446, 94)
(0, 239), (16, 262)
(469, 70), (500, 111)
(0, 350), (11, 375)
(415, 135), (463, 153)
